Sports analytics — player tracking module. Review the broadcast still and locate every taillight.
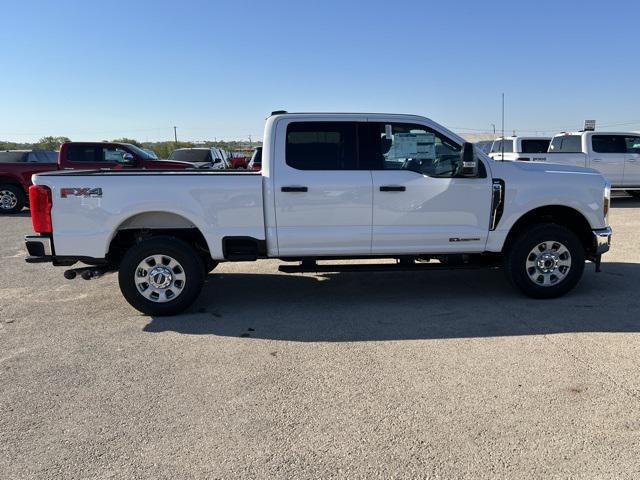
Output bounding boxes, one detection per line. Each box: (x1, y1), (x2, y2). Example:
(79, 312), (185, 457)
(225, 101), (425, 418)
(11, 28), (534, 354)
(29, 185), (52, 233)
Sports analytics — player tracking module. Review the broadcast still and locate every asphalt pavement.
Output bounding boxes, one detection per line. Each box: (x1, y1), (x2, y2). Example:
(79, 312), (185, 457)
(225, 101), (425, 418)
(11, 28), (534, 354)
(1, 198), (640, 479)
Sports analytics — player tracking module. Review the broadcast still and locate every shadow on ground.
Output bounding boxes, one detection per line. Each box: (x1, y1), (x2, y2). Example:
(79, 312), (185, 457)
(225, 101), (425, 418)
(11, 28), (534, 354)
(611, 195), (640, 208)
(143, 261), (640, 342)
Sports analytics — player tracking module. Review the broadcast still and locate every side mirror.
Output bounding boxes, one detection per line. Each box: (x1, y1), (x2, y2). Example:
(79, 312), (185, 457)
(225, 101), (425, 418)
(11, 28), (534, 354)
(460, 142), (478, 177)
(121, 153), (135, 164)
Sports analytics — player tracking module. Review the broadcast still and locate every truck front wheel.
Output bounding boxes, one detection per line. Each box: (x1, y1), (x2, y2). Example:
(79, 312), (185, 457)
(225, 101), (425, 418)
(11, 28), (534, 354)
(0, 185), (25, 214)
(118, 236), (205, 316)
(504, 224), (585, 299)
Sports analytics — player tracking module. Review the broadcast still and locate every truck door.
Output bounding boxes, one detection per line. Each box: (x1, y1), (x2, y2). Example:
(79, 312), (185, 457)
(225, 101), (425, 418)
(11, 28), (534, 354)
(590, 135), (626, 186)
(366, 122), (493, 254)
(273, 120), (373, 256)
(623, 134), (640, 187)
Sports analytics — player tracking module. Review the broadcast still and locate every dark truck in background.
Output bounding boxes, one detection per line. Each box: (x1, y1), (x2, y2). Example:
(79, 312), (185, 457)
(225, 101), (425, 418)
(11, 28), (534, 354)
(0, 150), (58, 214)
(0, 142), (195, 214)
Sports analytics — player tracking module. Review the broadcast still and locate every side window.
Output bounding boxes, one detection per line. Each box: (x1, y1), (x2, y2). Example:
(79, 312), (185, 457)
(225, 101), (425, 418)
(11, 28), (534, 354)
(490, 140), (501, 153)
(286, 122), (357, 170)
(66, 145), (100, 162)
(103, 146), (129, 162)
(624, 136), (640, 154)
(502, 140), (514, 153)
(592, 135), (626, 154)
(521, 139), (550, 153)
(370, 123), (461, 178)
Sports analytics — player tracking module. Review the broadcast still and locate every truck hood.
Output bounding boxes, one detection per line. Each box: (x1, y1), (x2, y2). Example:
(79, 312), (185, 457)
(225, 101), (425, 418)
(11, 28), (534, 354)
(489, 158), (601, 177)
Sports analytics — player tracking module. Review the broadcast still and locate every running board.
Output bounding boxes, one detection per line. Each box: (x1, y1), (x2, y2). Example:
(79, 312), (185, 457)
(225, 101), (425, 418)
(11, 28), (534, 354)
(278, 261), (493, 274)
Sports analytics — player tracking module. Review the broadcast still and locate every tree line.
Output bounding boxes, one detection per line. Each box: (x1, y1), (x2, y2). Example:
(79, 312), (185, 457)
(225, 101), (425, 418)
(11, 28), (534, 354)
(1, 136), (261, 159)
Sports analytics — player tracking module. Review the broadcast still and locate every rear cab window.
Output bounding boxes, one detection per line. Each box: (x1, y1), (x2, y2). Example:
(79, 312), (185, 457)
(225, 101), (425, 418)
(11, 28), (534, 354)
(549, 135), (582, 153)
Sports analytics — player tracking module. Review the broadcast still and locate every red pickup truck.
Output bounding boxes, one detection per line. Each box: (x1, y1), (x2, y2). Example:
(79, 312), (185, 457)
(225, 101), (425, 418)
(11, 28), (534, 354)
(0, 142), (194, 214)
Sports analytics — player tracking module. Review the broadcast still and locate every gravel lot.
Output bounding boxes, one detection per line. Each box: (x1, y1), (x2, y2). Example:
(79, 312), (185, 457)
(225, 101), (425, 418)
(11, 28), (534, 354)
(1, 196), (640, 479)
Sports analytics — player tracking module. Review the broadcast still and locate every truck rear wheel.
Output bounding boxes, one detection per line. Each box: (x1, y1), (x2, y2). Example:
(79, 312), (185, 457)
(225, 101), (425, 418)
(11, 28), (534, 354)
(118, 236), (204, 316)
(504, 223), (585, 299)
(0, 184), (25, 214)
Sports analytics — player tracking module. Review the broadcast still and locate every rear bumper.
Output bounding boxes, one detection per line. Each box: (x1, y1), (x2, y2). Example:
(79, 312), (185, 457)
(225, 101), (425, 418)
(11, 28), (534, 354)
(25, 235), (104, 266)
(592, 227), (612, 255)
(25, 235), (53, 262)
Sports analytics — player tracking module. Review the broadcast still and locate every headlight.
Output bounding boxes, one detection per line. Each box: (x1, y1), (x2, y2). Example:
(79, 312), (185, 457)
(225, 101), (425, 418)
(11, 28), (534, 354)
(603, 183), (611, 224)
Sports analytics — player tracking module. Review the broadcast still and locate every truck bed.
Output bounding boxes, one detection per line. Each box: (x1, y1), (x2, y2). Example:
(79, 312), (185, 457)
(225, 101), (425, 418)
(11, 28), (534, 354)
(34, 169), (264, 259)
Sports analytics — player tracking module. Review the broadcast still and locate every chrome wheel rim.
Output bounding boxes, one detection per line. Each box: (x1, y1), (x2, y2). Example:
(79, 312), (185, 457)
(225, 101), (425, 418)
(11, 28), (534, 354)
(135, 255), (186, 303)
(526, 240), (571, 287)
(0, 190), (18, 210)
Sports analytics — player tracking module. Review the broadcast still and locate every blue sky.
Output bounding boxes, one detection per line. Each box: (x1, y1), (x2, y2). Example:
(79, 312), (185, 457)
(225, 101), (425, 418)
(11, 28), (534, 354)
(1, 0), (638, 142)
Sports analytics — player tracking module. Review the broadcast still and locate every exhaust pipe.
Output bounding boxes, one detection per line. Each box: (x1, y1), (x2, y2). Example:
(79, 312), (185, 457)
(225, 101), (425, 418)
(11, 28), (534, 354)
(63, 266), (109, 281)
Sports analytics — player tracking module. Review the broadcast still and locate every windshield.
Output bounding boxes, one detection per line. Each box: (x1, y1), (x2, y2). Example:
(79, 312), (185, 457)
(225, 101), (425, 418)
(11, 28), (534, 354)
(125, 144), (154, 160)
(169, 149), (212, 163)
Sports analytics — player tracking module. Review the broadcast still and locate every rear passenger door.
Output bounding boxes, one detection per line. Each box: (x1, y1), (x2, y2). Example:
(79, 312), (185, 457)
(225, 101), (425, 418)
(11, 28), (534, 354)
(273, 120), (373, 256)
(590, 135), (626, 185)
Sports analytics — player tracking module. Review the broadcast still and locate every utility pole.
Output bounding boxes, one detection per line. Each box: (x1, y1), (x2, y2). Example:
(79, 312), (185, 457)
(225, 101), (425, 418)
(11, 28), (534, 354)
(248, 134), (252, 146)
(173, 126), (178, 144)
(491, 123), (496, 136)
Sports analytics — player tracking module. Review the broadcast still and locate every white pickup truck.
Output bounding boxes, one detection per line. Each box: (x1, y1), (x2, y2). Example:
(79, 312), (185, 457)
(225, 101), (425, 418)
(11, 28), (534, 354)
(541, 131), (640, 195)
(24, 112), (612, 315)
(488, 136), (551, 161)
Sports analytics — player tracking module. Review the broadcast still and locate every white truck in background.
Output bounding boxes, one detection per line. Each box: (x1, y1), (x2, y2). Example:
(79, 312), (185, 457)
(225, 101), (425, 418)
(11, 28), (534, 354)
(543, 131), (640, 196)
(489, 136), (551, 161)
(24, 112), (612, 316)
(491, 131), (640, 195)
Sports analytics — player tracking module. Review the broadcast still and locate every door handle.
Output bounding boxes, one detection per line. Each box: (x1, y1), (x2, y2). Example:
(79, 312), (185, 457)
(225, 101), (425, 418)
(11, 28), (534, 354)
(380, 185), (406, 192)
(592, 158), (602, 163)
(281, 186), (308, 192)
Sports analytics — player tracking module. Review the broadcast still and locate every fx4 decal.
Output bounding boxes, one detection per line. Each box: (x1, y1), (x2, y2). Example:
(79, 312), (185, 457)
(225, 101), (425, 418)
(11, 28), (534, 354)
(60, 187), (103, 198)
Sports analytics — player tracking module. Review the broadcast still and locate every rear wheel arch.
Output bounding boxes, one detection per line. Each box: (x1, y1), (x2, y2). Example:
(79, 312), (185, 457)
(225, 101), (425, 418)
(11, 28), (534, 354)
(106, 212), (214, 269)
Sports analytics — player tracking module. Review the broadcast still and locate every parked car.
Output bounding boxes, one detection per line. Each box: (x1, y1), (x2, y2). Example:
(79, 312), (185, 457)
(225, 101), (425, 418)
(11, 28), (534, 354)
(168, 148), (229, 169)
(489, 136), (551, 161)
(541, 131), (640, 196)
(247, 147), (262, 171)
(0, 149), (58, 214)
(25, 111), (611, 315)
(0, 143), (194, 215)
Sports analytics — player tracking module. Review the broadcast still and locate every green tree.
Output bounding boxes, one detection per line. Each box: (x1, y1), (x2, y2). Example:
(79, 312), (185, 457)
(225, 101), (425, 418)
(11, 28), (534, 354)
(112, 137), (142, 147)
(37, 136), (70, 150)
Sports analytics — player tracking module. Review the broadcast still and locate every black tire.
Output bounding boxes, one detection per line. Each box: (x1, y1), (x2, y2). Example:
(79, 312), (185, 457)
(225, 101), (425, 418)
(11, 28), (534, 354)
(0, 184), (25, 214)
(504, 223), (585, 299)
(118, 236), (205, 316)
(626, 190), (640, 198)
(205, 259), (218, 273)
